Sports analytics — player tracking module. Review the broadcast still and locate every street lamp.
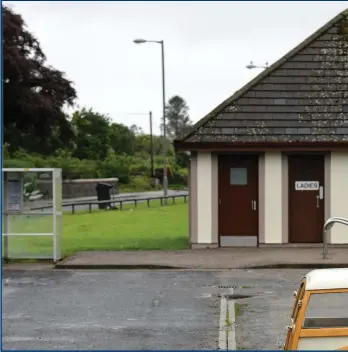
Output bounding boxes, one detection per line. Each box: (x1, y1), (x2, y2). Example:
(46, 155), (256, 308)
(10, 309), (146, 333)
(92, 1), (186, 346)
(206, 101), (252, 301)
(246, 61), (269, 69)
(133, 38), (168, 202)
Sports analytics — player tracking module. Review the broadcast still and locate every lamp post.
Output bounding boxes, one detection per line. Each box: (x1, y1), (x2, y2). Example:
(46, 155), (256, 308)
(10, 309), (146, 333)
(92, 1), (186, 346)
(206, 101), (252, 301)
(133, 38), (168, 202)
(149, 111), (154, 179)
(246, 61), (269, 69)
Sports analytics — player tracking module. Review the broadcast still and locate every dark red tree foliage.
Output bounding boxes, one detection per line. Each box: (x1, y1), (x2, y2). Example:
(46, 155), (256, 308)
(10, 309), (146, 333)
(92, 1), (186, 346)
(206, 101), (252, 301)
(3, 5), (77, 154)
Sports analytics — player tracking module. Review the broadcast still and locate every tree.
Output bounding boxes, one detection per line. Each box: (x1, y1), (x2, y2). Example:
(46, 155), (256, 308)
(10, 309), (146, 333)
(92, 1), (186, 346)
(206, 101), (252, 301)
(164, 95), (192, 139)
(3, 5), (77, 154)
(130, 124), (144, 135)
(162, 95), (192, 168)
(71, 108), (111, 160)
(135, 134), (165, 157)
(109, 122), (136, 155)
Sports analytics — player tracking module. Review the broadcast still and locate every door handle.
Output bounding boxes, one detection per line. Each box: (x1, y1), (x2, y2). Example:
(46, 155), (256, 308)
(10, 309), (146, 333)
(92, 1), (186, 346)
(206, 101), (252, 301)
(316, 195), (320, 208)
(254, 200), (257, 211)
(251, 200), (257, 211)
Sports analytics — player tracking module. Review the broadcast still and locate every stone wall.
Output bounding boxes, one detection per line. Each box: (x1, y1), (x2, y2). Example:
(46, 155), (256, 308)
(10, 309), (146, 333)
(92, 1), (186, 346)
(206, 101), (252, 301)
(37, 178), (119, 199)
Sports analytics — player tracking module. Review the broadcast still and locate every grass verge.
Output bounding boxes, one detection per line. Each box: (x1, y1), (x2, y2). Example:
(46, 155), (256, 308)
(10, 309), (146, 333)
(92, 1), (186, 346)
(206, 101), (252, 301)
(225, 309), (232, 327)
(235, 303), (248, 317)
(3, 198), (189, 258)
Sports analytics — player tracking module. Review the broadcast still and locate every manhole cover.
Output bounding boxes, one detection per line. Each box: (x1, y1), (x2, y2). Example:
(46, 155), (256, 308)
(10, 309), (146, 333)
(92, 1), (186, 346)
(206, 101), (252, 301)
(224, 294), (252, 300)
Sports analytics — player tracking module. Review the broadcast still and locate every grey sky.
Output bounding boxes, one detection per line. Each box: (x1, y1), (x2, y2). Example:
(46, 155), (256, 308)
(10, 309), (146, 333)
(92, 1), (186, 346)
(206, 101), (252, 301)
(5, 1), (347, 135)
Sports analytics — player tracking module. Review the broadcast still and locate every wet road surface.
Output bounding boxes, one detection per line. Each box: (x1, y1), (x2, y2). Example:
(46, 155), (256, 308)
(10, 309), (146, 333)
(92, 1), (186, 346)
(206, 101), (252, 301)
(2, 268), (327, 350)
(2, 270), (220, 350)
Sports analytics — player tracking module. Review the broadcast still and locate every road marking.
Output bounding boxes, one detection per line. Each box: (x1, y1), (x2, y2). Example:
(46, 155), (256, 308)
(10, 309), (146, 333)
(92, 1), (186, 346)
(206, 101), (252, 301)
(227, 299), (236, 350)
(219, 295), (228, 350)
(218, 290), (237, 350)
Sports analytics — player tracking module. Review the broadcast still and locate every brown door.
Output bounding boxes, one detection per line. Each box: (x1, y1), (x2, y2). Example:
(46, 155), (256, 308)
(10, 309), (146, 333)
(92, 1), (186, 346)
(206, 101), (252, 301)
(218, 155), (258, 239)
(288, 155), (325, 243)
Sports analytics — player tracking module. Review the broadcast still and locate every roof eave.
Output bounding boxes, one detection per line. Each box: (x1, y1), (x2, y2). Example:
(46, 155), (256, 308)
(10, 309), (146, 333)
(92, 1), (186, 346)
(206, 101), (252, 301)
(174, 140), (348, 152)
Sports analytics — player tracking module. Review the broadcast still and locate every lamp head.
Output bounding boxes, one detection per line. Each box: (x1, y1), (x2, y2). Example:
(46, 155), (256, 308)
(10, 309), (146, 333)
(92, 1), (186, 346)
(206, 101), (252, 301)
(133, 38), (147, 44)
(246, 61), (255, 69)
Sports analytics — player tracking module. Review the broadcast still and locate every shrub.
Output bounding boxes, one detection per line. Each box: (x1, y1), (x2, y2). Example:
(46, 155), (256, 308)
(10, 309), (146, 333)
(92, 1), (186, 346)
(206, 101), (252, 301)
(4, 149), (188, 189)
(120, 176), (153, 192)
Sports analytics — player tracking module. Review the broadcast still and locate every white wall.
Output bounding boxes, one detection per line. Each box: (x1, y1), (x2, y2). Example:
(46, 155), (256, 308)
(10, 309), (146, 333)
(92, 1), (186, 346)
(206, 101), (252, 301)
(330, 152), (348, 244)
(264, 152), (283, 243)
(196, 152), (213, 243)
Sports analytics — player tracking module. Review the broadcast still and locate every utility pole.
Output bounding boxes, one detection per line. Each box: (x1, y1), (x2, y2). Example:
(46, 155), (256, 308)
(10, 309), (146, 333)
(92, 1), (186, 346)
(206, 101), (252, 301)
(149, 111), (154, 178)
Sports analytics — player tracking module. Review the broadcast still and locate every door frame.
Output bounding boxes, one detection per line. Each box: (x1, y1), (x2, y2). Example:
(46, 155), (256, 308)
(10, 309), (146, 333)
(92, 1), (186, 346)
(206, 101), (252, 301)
(287, 152), (326, 244)
(217, 153), (260, 247)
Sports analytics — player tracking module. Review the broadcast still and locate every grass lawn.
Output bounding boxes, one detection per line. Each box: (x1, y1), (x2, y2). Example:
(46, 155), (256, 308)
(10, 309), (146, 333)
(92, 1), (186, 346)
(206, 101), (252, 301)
(3, 198), (189, 258)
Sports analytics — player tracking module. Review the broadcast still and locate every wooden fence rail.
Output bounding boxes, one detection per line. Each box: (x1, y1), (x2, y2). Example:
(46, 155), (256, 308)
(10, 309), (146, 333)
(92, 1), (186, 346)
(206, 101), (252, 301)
(31, 194), (189, 214)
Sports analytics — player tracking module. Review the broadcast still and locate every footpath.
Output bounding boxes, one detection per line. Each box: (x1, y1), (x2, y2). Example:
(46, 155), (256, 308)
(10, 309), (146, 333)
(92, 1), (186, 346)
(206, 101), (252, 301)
(4, 248), (347, 271)
(55, 247), (348, 269)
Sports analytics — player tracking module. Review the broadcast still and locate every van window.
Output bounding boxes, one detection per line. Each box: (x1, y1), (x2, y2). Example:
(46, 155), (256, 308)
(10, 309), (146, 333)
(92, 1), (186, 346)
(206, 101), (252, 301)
(303, 292), (348, 329)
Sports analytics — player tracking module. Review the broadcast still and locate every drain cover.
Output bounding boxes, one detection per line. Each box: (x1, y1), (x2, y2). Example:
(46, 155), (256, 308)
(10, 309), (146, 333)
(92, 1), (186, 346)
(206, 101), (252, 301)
(224, 294), (252, 300)
(218, 285), (237, 289)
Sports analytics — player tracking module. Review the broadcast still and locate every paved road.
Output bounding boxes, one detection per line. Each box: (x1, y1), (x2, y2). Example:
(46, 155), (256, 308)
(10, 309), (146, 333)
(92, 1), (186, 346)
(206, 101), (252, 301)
(229, 269), (310, 350)
(31, 190), (188, 213)
(2, 270), (219, 350)
(4, 268), (337, 350)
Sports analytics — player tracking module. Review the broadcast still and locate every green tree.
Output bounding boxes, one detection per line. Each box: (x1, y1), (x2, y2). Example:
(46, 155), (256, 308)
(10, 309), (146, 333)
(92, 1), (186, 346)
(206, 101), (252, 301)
(109, 123), (136, 155)
(130, 124), (144, 135)
(71, 108), (111, 160)
(135, 134), (162, 157)
(3, 5), (77, 154)
(161, 95), (192, 168)
(99, 148), (131, 183)
(164, 95), (192, 139)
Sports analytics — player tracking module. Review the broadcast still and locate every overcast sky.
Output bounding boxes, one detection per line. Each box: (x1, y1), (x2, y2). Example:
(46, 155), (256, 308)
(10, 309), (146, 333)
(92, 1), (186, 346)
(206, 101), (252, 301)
(5, 1), (347, 134)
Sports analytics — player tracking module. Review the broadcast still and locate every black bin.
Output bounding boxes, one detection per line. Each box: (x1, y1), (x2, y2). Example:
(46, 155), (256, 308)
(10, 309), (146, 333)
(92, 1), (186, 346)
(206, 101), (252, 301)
(96, 183), (113, 209)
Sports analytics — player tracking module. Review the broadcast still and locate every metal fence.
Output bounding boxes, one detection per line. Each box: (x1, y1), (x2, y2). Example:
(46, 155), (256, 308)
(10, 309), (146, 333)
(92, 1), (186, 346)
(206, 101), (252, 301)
(31, 194), (189, 214)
